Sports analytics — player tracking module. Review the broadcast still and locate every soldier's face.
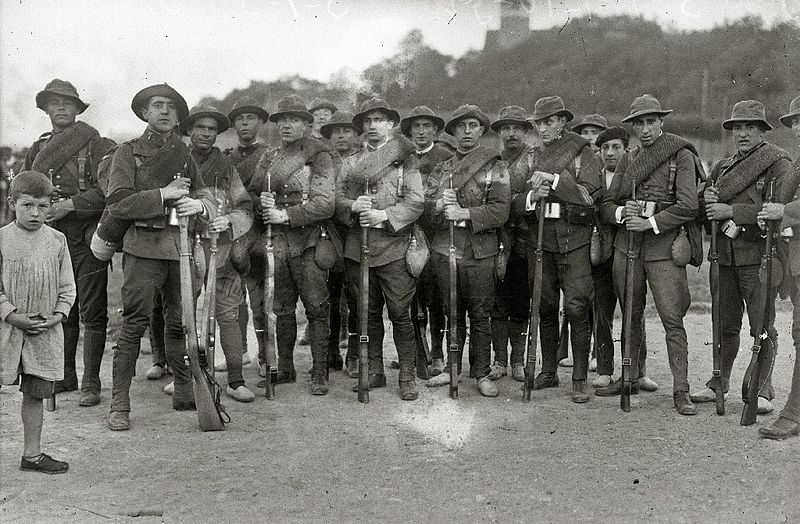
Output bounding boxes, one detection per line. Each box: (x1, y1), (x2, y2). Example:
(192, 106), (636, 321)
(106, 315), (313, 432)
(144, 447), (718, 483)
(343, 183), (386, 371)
(453, 118), (485, 150)
(44, 95), (78, 129)
(189, 117), (219, 151)
(362, 111), (394, 145)
(142, 96), (179, 133)
(793, 116), (800, 140)
(312, 108), (333, 134)
(580, 125), (603, 147)
(409, 118), (437, 149)
(277, 115), (307, 145)
(234, 113), (263, 142)
(631, 115), (662, 147)
(499, 123), (528, 151)
(11, 193), (50, 232)
(731, 122), (767, 154)
(330, 126), (356, 153)
(534, 115), (566, 145)
(600, 139), (626, 171)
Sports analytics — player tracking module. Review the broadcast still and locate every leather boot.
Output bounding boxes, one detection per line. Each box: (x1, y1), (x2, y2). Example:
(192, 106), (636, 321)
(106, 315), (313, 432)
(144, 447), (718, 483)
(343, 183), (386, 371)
(56, 325), (80, 392)
(673, 391), (697, 416)
(275, 314), (297, 379)
(571, 380), (590, 403)
(310, 365), (329, 396)
(80, 326), (107, 395)
(491, 318), (509, 366)
(760, 417), (800, 440)
(400, 380), (418, 401)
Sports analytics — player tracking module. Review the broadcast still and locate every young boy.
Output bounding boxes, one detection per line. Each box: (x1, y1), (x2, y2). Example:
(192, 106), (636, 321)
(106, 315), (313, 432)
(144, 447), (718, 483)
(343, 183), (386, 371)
(0, 171), (76, 473)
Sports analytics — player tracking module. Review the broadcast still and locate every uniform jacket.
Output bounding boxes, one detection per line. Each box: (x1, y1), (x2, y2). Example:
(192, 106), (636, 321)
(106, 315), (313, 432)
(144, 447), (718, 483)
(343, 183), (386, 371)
(336, 136), (424, 267)
(781, 155), (800, 277)
(416, 143), (454, 241)
(247, 137), (335, 259)
(225, 141), (270, 189)
(105, 128), (216, 261)
(24, 121), (116, 240)
(699, 142), (791, 267)
(425, 144), (510, 261)
(524, 131), (603, 254)
(192, 146), (253, 265)
(503, 145), (534, 257)
(601, 133), (701, 262)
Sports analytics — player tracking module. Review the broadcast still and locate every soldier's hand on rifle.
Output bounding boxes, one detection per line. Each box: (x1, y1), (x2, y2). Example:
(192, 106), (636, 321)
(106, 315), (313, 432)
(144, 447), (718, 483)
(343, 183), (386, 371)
(624, 200), (641, 220)
(625, 216), (652, 232)
(263, 208), (289, 224)
(208, 215), (231, 233)
(442, 188), (458, 206)
(705, 203), (733, 221)
(46, 199), (74, 222)
(758, 202), (784, 222)
(161, 177), (191, 201)
(260, 191), (275, 211)
(174, 196), (205, 216)
(359, 209), (388, 227)
(703, 185), (720, 204)
(351, 195), (373, 213)
(534, 171), (556, 184)
(444, 202), (469, 222)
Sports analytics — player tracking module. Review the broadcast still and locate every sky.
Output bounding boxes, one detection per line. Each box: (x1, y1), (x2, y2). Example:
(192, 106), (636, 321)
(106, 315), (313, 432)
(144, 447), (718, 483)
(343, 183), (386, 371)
(1, 0), (797, 148)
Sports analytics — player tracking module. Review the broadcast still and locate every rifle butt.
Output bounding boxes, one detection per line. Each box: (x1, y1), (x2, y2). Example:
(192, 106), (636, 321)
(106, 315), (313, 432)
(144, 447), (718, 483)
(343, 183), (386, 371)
(46, 394), (56, 412)
(620, 384), (631, 412)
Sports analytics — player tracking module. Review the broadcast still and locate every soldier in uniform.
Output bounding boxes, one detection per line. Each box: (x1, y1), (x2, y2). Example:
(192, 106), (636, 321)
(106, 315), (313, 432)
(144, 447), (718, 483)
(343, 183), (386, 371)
(23, 79), (116, 407)
(247, 95), (335, 395)
(591, 127), (654, 390)
(487, 106), (534, 383)
(309, 99), (338, 147)
(424, 104), (510, 397)
(183, 104), (255, 402)
(691, 100), (791, 415)
(320, 110), (360, 377)
(105, 84), (216, 430)
(224, 96), (269, 376)
(400, 105), (454, 376)
(523, 96), (603, 403)
(760, 95), (800, 439)
(599, 94), (704, 415)
(335, 98), (424, 400)
(572, 114), (608, 152)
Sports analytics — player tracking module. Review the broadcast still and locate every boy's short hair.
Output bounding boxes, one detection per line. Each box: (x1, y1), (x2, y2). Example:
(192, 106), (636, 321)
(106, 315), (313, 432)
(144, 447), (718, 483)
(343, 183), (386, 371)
(9, 171), (54, 201)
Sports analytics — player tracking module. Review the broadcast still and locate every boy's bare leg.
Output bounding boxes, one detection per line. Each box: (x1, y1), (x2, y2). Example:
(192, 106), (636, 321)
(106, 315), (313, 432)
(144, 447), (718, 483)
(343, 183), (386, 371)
(21, 393), (43, 458)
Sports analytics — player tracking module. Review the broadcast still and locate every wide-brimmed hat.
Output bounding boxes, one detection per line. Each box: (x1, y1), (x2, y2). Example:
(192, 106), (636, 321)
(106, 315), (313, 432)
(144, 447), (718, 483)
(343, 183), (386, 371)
(621, 94), (672, 123)
(595, 126), (630, 148)
(181, 104), (230, 135)
(400, 105), (446, 137)
(572, 114), (608, 133)
(530, 96), (574, 123)
(444, 104), (490, 135)
(228, 95), (269, 122)
(320, 110), (358, 139)
(36, 79), (89, 114)
(131, 83), (189, 122)
(353, 98), (401, 131)
(268, 95), (314, 124)
(779, 95), (800, 128)
(309, 98), (338, 114)
(490, 105), (533, 132)
(722, 100), (772, 131)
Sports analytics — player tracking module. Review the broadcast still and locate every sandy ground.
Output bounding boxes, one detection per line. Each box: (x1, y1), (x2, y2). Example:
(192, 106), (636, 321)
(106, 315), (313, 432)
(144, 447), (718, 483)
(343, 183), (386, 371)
(1, 306), (799, 523)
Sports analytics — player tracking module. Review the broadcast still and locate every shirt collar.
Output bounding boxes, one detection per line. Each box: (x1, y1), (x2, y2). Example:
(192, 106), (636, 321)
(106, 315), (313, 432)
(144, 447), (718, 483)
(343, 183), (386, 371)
(142, 127), (172, 146)
(366, 137), (389, 151)
(416, 142), (434, 155)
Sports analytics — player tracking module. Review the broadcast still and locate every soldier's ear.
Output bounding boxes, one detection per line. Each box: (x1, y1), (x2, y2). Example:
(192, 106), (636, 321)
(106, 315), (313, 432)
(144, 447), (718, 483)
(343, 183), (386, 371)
(476, 125), (486, 137)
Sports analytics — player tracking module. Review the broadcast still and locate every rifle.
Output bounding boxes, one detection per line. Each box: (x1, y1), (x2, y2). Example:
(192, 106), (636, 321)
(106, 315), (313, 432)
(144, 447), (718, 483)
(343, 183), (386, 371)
(620, 179), (638, 412)
(411, 290), (431, 380)
(523, 199), (546, 402)
(741, 177), (778, 426)
(556, 306), (569, 362)
(200, 201), (222, 381)
(358, 179), (370, 403)
(262, 172), (277, 399)
(178, 216), (225, 431)
(447, 171), (459, 399)
(708, 179), (725, 415)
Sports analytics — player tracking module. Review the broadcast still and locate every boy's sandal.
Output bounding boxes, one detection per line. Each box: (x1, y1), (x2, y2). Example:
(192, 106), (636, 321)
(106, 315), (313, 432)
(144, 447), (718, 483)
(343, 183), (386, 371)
(20, 453), (69, 474)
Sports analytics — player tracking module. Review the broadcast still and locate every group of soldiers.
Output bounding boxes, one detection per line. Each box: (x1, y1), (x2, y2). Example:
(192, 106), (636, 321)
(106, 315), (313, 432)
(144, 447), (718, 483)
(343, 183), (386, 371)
(18, 78), (800, 439)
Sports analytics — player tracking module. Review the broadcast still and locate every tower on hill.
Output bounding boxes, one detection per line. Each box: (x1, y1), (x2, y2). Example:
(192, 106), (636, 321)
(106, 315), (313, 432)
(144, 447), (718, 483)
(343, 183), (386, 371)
(484, 0), (531, 51)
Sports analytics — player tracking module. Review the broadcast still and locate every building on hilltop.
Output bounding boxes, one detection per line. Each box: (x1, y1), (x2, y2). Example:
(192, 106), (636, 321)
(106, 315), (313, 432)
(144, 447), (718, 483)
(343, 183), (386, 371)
(484, 0), (531, 51)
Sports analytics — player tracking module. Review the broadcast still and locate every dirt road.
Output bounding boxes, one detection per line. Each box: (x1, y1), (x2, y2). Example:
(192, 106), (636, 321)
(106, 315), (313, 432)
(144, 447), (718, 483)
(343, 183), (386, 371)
(1, 310), (799, 523)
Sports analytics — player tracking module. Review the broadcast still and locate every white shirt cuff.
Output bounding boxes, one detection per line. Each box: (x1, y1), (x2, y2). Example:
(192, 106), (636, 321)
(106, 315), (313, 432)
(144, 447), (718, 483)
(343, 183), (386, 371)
(615, 206), (624, 224)
(649, 217), (659, 234)
(525, 191), (537, 211)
